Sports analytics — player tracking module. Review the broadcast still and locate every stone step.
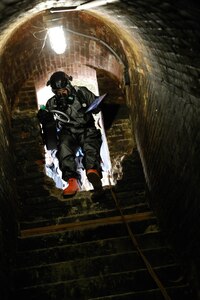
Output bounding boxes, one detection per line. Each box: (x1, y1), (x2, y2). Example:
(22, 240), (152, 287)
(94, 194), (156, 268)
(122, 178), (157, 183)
(13, 265), (190, 300)
(17, 218), (158, 251)
(20, 202), (150, 230)
(88, 285), (194, 299)
(14, 247), (179, 288)
(20, 186), (146, 208)
(16, 232), (168, 268)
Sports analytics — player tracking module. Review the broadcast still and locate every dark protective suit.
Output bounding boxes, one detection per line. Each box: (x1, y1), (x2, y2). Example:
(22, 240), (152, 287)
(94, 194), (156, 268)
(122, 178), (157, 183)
(45, 86), (102, 182)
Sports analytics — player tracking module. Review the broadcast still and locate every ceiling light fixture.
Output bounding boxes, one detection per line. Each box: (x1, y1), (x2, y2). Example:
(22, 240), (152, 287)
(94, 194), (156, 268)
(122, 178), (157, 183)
(47, 26), (66, 54)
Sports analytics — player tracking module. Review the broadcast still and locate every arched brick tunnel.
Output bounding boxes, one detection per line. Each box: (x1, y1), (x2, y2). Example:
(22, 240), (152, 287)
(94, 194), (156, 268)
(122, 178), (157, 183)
(0, 0), (200, 299)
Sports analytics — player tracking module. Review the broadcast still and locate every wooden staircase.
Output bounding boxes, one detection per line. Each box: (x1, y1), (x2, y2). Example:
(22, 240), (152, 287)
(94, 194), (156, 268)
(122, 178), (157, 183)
(12, 151), (196, 299)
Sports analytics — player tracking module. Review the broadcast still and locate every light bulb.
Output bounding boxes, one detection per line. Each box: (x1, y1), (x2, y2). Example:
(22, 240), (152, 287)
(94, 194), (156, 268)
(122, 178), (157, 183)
(48, 26), (66, 54)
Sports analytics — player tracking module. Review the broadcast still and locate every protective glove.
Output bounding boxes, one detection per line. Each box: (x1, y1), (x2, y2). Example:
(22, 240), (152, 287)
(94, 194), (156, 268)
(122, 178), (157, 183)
(37, 109), (54, 124)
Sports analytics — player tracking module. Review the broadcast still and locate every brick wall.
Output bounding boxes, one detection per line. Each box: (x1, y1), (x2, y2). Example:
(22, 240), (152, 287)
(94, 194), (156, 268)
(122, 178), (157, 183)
(0, 82), (18, 298)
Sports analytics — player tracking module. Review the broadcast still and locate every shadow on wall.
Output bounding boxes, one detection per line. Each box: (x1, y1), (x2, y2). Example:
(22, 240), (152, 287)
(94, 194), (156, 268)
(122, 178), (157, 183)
(101, 102), (130, 130)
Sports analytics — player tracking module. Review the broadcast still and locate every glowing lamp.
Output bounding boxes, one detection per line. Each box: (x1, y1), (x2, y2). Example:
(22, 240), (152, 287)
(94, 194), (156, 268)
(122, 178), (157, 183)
(48, 26), (66, 54)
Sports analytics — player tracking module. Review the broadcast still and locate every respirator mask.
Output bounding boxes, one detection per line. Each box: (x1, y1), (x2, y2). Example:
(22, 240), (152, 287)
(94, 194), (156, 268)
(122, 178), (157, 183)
(56, 93), (75, 111)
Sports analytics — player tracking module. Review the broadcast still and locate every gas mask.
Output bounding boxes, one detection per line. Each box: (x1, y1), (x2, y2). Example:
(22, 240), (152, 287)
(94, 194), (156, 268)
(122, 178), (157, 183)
(56, 94), (75, 111)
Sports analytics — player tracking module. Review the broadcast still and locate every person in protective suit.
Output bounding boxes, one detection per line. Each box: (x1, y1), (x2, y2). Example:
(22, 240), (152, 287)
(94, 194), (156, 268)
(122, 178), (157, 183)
(37, 71), (104, 199)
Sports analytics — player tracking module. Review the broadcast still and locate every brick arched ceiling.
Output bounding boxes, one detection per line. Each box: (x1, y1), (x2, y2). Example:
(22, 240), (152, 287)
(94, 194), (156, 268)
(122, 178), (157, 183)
(0, 6), (133, 109)
(0, 0), (199, 107)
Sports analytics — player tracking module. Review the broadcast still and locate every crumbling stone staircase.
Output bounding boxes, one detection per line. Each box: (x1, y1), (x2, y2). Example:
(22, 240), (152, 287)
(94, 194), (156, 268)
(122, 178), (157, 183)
(12, 150), (196, 299)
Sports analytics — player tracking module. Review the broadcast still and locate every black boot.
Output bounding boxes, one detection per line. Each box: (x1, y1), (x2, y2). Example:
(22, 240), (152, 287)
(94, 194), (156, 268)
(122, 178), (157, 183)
(87, 169), (105, 201)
